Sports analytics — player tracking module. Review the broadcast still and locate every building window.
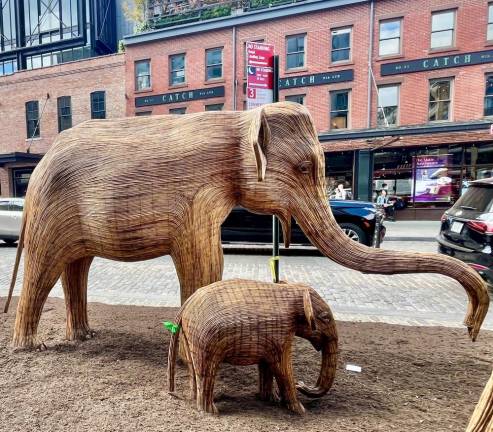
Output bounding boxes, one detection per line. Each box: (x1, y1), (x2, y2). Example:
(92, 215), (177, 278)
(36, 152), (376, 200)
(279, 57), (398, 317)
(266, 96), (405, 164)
(488, 4), (493, 41)
(135, 60), (151, 91)
(0, 0), (17, 52)
(377, 85), (399, 127)
(169, 107), (186, 114)
(379, 19), (401, 56)
(485, 75), (493, 116)
(431, 10), (455, 49)
(205, 104), (224, 111)
(330, 90), (350, 129)
(285, 94), (305, 105)
(331, 27), (351, 63)
(286, 34), (305, 70)
(429, 79), (452, 121)
(169, 53), (185, 86)
(206, 48), (223, 81)
(24, 0), (80, 47)
(135, 111), (152, 116)
(0, 59), (17, 76)
(57, 96), (72, 132)
(25, 100), (40, 138)
(90, 91), (106, 119)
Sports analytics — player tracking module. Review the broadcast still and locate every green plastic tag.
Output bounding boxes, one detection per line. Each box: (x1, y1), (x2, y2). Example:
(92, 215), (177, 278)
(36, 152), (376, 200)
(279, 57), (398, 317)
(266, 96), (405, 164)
(163, 321), (180, 334)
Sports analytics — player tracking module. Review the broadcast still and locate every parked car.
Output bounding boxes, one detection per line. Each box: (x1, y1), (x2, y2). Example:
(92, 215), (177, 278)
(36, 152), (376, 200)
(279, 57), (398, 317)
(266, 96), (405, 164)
(222, 199), (386, 246)
(0, 198), (24, 245)
(437, 178), (493, 284)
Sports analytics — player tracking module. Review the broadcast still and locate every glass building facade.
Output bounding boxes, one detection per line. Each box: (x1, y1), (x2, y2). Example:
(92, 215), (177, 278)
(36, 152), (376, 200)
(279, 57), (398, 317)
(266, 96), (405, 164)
(0, 0), (116, 76)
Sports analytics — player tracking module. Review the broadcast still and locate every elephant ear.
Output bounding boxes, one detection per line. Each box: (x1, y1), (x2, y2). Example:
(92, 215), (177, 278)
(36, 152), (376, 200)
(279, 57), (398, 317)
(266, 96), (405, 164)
(248, 106), (271, 181)
(303, 289), (317, 331)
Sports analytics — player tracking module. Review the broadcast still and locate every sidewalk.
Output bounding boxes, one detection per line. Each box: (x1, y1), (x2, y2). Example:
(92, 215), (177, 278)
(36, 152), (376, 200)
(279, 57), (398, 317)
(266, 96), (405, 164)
(384, 220), (441, 241)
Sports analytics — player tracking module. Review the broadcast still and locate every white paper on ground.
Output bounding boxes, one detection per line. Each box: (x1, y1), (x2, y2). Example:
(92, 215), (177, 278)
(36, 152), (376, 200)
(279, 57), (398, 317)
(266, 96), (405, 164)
(346, 364), (362, 373)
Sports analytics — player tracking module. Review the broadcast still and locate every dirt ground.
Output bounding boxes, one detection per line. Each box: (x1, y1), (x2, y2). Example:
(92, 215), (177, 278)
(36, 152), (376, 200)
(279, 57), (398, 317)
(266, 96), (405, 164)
(1, 298), (492, 432)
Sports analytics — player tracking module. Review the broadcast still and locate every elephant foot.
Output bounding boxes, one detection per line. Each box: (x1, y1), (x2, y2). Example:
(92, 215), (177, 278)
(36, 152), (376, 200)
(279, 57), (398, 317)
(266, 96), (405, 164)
(286, 400), (306, 415)
(257, 386), (281, 403)
(11, 333), (46, 351)
(66, 327), (96, 342)
(197, 400), (219, 415)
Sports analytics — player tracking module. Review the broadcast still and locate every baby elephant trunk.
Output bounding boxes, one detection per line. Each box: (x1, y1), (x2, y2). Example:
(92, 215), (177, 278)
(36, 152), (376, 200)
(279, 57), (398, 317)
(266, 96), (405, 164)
(297, 334), (338, 398)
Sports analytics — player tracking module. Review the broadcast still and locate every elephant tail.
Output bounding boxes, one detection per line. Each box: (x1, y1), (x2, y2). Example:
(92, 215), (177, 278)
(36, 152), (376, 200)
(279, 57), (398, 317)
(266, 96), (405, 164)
(3, 212), (26, 313)
(167, 313), (183, 393)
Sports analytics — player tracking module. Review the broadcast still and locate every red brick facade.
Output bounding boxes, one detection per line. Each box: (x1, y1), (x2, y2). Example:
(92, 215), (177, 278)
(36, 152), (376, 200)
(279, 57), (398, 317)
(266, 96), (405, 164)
(124, 0), (493, 136)
(0, 54), (126, 197)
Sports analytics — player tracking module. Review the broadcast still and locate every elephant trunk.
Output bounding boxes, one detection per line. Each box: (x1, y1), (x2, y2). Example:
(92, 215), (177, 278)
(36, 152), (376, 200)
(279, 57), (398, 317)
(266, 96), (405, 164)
(297, 334), (338, 398)
(293, 199), (490, 341)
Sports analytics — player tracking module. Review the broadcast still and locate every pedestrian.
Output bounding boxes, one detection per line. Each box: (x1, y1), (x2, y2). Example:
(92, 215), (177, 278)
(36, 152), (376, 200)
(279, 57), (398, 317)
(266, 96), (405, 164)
(334, 183), (347, 200)
(376, 189), (395, 221)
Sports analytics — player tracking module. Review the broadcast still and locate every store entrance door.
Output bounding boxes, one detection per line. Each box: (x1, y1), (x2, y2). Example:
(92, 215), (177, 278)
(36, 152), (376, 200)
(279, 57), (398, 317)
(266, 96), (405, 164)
(12, 168), (34, 197)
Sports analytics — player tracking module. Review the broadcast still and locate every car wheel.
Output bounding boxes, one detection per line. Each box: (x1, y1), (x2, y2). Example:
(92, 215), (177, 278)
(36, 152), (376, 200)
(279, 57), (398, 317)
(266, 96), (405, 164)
(339, 223), (367, 245)
(2, 239), (17, 246)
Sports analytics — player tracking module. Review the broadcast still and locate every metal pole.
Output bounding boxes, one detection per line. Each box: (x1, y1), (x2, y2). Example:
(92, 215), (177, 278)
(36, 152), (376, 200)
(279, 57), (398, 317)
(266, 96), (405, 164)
(272, 55), (280, 283)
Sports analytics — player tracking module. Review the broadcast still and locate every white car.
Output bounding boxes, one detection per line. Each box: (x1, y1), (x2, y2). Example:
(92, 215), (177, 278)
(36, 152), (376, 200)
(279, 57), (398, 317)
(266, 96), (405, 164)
(0, 198), (24, 245)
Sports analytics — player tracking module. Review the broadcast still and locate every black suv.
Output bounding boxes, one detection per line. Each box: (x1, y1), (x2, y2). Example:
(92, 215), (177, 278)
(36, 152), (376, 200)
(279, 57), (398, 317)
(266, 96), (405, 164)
(437, 178), (493, 284)
(221, 199), (385, 246)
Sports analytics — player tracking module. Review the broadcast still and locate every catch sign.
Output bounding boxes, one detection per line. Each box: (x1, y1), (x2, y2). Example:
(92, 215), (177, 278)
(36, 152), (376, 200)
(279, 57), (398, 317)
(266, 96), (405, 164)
(246, 42), (274, 110)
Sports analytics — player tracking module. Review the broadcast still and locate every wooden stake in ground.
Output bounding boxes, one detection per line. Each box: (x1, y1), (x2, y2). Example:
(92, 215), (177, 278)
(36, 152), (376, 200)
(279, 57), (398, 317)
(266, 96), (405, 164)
(2, 102), (490, 349)
(467, 370), (493, 432)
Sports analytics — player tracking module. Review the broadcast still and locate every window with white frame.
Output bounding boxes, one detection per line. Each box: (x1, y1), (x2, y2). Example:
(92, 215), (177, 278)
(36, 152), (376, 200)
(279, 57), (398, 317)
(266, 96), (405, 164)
(331, 27), (351, 63)
(169, 53), (185, 86)
(330, 90), (350, 129)
(135, 60), (151, 90)
(379, 19), (401, 56)
(485, 75), (493, 116)
(488, 4), (493, 41)
(286, 34), (305, 69)
(377, 85), (399, 127)
(429, 79), (452, 121)
(285, 94), (305, 105)
(431, 10), (456, 49)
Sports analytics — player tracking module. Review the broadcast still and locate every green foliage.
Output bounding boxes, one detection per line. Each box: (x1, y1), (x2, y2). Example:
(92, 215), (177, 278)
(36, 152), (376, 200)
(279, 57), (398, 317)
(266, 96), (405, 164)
(118, 40), (125, 53)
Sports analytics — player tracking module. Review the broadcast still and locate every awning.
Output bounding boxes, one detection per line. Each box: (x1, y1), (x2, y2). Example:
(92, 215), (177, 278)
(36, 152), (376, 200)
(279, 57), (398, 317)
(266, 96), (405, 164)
(0, 152), (44, 167)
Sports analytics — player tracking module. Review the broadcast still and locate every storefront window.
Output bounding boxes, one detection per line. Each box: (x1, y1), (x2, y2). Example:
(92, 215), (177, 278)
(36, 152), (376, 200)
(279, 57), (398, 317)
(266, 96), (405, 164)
(373, 145), (464, 209)
(325, 151), (353, 199)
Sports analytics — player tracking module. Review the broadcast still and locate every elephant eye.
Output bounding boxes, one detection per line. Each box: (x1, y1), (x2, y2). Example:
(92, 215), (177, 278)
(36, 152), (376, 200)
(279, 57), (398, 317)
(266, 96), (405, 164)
(298, 161), (312, 175)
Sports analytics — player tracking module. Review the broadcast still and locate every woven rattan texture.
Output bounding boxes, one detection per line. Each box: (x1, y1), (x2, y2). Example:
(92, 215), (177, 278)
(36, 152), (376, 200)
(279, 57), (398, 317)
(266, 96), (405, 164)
(167, 279), (338, 415)
(2, 102), (488, 350)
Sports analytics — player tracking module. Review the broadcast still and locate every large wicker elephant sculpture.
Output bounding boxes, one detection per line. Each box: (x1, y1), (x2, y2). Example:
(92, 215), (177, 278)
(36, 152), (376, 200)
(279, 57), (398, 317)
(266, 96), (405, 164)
(167, 279), (338, 415)
(3, 102), (489, 348)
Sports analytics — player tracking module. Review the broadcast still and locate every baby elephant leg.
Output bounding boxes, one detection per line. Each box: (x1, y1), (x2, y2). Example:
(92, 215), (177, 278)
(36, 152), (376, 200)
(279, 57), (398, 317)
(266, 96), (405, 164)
(272, 348), (305, 415)
(258, 361), (280, 402)
(195, 356), (220, 414)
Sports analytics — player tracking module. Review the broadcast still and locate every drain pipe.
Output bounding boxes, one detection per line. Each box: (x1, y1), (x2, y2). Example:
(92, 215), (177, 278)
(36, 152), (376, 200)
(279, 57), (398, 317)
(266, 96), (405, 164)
(367, 0), (375, 128)
(232, 25), (237, 110)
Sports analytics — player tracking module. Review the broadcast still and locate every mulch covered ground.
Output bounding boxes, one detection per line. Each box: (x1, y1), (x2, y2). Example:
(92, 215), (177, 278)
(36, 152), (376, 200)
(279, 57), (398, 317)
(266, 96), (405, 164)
(1, 297), (492, 432)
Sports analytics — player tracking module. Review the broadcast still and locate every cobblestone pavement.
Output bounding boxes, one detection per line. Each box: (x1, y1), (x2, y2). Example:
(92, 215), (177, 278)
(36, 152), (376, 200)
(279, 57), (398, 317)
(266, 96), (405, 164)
(1, 240), (492, 330)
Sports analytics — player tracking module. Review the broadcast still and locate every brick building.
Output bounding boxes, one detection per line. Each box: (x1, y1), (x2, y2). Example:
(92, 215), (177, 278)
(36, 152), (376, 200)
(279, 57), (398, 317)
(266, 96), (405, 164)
(124, 0), (493, 220)
(0, 53), (125, 197)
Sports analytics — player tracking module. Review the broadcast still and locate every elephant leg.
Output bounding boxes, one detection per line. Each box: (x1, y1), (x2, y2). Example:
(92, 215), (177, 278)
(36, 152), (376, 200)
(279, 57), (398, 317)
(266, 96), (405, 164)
(271, 345), (305, 415)
(195, 356), (220, 414)
(61, 256), (94, 341)
(258, 361), (280, 402)
(172, 228), (224, 305)
(12, 251), (66, 349)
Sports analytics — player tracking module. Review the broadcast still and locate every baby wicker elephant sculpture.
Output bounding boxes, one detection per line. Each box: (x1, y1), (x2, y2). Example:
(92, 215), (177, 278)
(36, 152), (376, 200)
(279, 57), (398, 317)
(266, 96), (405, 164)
(167, 279), (338, 415)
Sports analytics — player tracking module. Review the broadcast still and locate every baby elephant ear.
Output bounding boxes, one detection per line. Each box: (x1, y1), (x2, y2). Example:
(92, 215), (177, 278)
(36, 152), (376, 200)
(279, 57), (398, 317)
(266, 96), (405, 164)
(303, 289), (317, 331)
(248, 106), (271, 181)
